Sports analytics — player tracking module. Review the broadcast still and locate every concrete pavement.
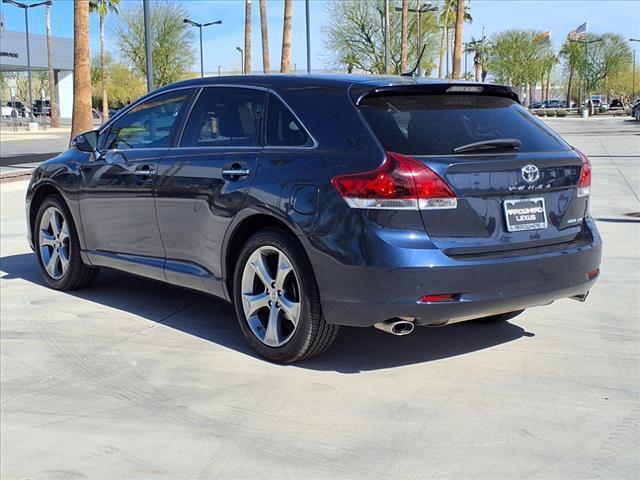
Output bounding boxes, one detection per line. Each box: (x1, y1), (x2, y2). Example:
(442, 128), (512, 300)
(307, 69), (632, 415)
(1, 117), (638, 479)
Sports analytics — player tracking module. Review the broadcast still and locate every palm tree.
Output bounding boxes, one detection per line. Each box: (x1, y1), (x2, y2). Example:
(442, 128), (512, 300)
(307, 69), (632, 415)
(465, 37), (484, 82)
(400, 0), (409, 72)
(439, 0), (471, 78)
(45, 4), (59, 128)
(280, 0), (292, 72)
(259, 0), (270, 73)
(71, 0), (93, 140)
(89, 0), (120, 123)
(451, 0), (465, 79)
(244, 0), (252, 75)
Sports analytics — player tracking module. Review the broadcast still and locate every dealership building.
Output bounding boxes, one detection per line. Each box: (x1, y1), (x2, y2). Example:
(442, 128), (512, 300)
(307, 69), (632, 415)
(0, 14), (74, 119)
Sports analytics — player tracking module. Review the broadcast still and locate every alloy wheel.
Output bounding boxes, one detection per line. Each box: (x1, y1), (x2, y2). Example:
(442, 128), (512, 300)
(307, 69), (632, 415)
(39, 206), (70, 280)
(240, 246), (301, 348)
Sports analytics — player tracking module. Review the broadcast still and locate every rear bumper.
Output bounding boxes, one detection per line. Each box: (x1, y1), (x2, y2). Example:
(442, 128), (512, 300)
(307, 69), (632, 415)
(304, 219), (602, 327)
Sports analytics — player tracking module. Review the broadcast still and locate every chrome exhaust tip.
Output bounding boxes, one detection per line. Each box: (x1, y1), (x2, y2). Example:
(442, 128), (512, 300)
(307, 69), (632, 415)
(570, 292), (589, 302)
(373, 318), (415, 336)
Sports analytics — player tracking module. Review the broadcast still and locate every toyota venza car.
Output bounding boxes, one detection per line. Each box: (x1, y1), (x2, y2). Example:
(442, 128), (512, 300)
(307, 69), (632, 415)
(26, 75), (602, 363)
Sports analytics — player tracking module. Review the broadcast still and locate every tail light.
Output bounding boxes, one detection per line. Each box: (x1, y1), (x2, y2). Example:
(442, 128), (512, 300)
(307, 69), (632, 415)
(331, 152), (457, 210)
(573, 147), (591, 198)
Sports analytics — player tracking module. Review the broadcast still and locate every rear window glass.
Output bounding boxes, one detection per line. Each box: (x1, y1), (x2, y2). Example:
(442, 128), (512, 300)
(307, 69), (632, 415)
(360, 94), (568, 155)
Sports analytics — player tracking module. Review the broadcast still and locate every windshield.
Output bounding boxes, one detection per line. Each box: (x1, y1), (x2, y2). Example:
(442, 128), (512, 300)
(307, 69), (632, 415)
(360, 94), (568, 156)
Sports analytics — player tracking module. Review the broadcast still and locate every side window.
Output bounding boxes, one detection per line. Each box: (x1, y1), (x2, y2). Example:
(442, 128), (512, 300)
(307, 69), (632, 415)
(104, 90), (191, 150)
(265, 94), (312, 147)
(180, 87), (265, 147)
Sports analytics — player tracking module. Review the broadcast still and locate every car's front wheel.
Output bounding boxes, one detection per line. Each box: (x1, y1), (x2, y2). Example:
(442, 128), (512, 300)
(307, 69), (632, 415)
(34, 195), (98, 290)
(233, 228), (339, 363)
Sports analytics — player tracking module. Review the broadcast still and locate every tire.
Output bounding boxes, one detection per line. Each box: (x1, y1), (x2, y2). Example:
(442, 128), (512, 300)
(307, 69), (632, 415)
(34, 195), (99, 290)
(233, 228), (339, 363)
(472, 309), (525, 324)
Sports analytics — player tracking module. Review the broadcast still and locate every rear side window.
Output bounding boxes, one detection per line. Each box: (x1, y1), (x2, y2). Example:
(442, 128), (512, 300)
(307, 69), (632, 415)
(181, 87), (265, 147)
(360, 94), (568, 155)
(265, 94), (311, 147)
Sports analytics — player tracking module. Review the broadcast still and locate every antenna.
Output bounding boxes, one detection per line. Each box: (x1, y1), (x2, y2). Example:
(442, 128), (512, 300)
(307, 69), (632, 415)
(402, 45), (427, 77)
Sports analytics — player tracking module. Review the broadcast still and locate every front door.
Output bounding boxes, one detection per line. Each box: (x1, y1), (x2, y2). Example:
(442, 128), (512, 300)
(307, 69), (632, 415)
(79, 89), (195, 279)
(155, 86), (266, 294)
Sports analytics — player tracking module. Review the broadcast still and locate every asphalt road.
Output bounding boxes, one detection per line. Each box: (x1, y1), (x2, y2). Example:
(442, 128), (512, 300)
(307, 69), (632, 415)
(1, 117), (638, 479)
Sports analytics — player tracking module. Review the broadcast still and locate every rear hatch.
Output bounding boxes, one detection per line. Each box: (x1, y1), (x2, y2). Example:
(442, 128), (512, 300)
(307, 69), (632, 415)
(358, 88), (589, 256)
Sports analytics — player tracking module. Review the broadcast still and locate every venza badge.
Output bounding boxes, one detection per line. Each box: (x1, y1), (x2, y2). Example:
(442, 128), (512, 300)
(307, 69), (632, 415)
(521, 164), (540, 183)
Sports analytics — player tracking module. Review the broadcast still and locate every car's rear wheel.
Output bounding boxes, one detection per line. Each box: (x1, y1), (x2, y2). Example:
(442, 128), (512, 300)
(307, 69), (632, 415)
(473, 309), (525, 324)
(35, 196), (98, 290)
(233, 228), (339, 363)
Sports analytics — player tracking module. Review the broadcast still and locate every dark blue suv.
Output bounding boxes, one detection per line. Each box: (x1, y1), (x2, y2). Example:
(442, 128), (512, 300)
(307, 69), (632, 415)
(26, 75), (602, 363)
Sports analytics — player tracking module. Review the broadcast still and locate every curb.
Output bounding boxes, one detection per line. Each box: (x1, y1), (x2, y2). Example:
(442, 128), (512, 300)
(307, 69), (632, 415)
(0, 170), (32, 183)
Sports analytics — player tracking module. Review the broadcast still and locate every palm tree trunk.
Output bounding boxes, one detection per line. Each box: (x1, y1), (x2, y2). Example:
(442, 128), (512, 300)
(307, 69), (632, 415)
(71, 0), (93, 140)
(280, 0), (292, 73)
(45, 5), (59, 128)
(451, 0), (464, 79)
(566, 68), (572, 108)
(400, 0), (409, 72)
(541, 73), (545, 102)
(100, 15), (108, 123)
(244, 0), (252, 74)
(438, 1), (450, 79)
(546, 70), (551, 100)
(259, 0), (270, 73)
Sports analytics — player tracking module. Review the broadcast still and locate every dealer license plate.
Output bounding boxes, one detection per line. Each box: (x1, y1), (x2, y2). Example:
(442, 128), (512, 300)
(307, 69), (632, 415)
(503, 197), (548, 232)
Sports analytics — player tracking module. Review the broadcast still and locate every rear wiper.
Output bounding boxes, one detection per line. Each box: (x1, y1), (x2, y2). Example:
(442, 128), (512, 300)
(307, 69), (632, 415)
(453, 138), (522, 154)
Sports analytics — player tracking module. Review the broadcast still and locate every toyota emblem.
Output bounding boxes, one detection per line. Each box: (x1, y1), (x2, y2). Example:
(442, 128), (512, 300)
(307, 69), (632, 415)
(521, 164), (540, 184)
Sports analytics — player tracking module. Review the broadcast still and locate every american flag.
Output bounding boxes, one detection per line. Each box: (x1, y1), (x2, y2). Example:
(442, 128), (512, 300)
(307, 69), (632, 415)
(568, 22), (587, 41)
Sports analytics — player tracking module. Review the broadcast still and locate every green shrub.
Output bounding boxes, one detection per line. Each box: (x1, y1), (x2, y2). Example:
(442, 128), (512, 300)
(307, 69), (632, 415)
(546, 109), (556, 117)
(599, 106), (606, 114)
(535, 109), (545, 116)
(556, 109), (567, 117)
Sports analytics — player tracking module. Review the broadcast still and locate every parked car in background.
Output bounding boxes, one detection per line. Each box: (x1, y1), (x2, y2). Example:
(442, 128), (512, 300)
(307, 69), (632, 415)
(631, 99), (640, 121)
(544, 99), (564, 109)
(32, 100), (51, 117)
(608, 99), (624, 110)
(2, 101), (27, 117)
(25, 75), (602, 363)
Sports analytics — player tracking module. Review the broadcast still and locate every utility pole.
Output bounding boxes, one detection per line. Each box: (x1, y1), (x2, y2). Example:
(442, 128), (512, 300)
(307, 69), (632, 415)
(2, 0), (52, 123)
(384, 0), (390, 74)
(184, 18), (223, 77)
(143, 0), (153, 91)
(396, 3), (437, 77)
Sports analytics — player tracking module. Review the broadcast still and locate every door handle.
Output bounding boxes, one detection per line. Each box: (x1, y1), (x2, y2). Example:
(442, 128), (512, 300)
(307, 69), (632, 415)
(135, 165), (156, 177)
(222, 163), (251, 179)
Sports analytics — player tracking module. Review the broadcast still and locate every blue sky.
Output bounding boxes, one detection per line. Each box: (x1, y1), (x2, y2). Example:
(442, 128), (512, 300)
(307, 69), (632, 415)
(1, 0), (639, 74)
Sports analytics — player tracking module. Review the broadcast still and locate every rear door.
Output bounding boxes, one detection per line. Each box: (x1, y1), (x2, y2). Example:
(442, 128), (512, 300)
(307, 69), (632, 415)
(359, 93), (588, 256)
(155, 86), (265, 295)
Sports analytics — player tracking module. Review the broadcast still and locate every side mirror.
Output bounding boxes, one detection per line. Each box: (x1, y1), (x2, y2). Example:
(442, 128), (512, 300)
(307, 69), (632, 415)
(71, 130), (99, 153)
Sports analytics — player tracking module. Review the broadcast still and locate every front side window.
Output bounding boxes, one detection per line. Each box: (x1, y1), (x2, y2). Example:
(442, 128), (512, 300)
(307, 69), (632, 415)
(180, 87), (265, 147)
(265, 94), (311, 147)
(104, 90), (191, 150)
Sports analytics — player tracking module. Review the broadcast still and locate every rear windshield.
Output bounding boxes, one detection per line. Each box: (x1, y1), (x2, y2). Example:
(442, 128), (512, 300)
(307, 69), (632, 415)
(360, 94), (568, 155)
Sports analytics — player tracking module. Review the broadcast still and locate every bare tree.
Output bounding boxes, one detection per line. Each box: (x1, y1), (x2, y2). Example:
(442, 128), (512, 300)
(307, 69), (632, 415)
(259, 0), (270, 73)
(71, 0), (94, 140)
(280, 0), (293, 72)
(45, 5), (59, 128)
(90, 0), (120, 123)
(244, 0), (252, 74)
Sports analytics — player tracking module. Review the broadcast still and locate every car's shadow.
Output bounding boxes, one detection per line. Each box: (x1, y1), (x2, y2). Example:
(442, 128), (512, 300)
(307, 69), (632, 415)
(1, 253), (529, 373)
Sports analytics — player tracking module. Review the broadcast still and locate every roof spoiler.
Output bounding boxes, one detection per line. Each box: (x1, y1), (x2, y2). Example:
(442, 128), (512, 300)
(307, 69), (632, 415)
(351, 83), (521, 106)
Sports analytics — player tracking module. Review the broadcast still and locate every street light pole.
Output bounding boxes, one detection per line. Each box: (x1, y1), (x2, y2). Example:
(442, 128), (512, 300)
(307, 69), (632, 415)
(396, 3), (437, 77)
(236, 47), (244, 74)
(2, 0), (52, 122)
(630, 39), (640, 100)
(184, 18), (223, 77)
(570, 37), (602, 111)
(143, 0), (153, 91)
(305, 0), (311, 73)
